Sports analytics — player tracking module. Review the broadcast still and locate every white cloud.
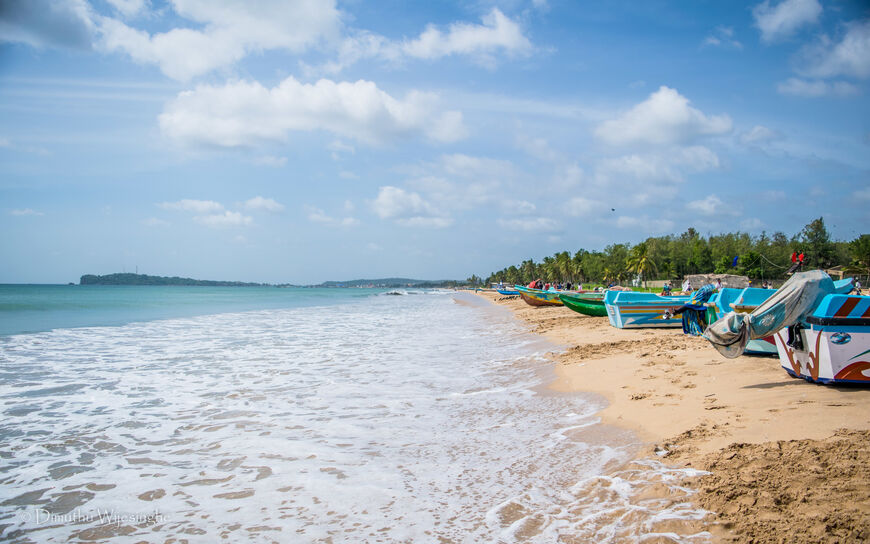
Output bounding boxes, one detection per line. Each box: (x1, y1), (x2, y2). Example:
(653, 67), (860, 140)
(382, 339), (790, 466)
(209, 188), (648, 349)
(753, 0), (822, 43)
(96, 0), (340, 81)
(795, 20), (870, 80)
(328, 140), (355, 160)
(562, 197), (599, 217)
(105, 0), (149, 18)
(306, 206), (359, 227)
(370, 186), (450, 228)
(244, 196), (285, 213)
(502, 200), (537, 215)
(159, 77), (467, 148)
(597, 146), (720, 184)
(740, 125), (781, 144)
(595, 86), (732, 146)
(9, 208), (44, 216)
(307, 8), (532, 75)
(740, 217), (764, 230)
(497, 217), (559, 232)
(686, 194), (730, 216)
(194, 210), (252, 228)
(402, 8), (531, 65)
(853, 187), (870, 200)
(252, 155), (287, 167)
(776, 77), (859, 97)
(0, 0), (94, 50)
(159, 199), (223, 213)
(703, 26), (742, 49)
(339, 171), (359, 180)
(141, 217), (170, 227)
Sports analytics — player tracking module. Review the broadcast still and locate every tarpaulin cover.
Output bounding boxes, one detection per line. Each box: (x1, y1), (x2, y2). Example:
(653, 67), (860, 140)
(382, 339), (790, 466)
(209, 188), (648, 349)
(703, 270), (837, 358)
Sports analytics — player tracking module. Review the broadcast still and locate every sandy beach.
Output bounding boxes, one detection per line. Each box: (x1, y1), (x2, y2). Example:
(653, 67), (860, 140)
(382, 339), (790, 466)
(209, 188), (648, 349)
(476, 290), (870, 542)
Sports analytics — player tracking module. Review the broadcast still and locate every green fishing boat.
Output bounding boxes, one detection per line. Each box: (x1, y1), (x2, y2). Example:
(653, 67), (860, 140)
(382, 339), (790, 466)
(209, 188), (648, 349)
(558, 292), (607, 317)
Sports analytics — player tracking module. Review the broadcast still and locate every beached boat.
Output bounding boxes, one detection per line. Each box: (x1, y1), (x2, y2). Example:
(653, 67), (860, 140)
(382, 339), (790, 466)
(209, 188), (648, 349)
(707, 280), (855, 356)
(604, 290), (690, 328)
(496, 287), (520, 296)
(705, 271), (865, 385)
(514, 285), (564, 307)
(772, 292), (869, 384)
(707, 287), (780, 355)
(558, 292), (607, 317)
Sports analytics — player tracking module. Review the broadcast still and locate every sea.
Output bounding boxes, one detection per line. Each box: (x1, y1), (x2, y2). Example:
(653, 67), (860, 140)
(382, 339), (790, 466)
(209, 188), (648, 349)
(0, 285), (709, 542)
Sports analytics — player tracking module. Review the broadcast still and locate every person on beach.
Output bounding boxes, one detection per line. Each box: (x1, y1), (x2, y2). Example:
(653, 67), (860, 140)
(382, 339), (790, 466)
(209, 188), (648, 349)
(662, 283), (672, 296)
(798, 252), (805, 270)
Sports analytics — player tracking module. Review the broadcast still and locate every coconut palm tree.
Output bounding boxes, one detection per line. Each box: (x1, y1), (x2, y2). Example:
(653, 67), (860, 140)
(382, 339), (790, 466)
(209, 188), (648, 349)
(626, 241), (659, 288)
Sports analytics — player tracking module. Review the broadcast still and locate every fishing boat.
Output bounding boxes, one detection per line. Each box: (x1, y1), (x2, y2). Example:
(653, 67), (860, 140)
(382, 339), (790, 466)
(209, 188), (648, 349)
(604, 290), (690, 328)
(514, 285), (564, 307)
(772, 292), (869, 384)
(707, 280), (854, 356)
(707, 287), (780, 355)
(558, 292), (607, 317)
(491, 283), (520, 296)
(705, 271), (866, 385)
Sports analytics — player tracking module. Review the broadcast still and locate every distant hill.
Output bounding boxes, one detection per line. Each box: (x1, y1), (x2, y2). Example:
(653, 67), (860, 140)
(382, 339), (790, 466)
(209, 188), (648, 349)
(316, 278), (458, 288)
(79, 273), (268, 287)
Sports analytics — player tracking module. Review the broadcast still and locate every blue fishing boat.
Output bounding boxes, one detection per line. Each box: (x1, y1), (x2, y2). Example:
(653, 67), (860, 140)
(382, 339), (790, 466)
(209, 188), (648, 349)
(604, 290), (690, 328)
(707, 287), (780, 355)
(707, 280), (855, 356)
(496, 288), (520, 295)
(705, 271), (866, 385)
(773, 292), (870, 384)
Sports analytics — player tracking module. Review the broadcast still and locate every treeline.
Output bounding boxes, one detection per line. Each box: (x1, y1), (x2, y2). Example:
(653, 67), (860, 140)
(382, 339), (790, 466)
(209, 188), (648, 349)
(485, 218), (870, 286)
(79, 273), (267, 287)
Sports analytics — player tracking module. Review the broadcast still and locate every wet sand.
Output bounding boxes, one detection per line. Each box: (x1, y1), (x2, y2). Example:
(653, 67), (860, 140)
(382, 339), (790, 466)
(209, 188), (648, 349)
(476, 291), (870, 542)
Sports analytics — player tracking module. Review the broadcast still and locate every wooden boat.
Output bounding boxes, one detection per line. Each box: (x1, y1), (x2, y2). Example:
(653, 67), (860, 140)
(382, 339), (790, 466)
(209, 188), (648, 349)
(496, 288), (520, 296)
(604, 290), (690, 328)
(774, 293), (870, 384)
(707, 280), (854, 356)
(707, 287), (779, 355)
(558, 292), (607, 317)
(514, 285), (564, 307)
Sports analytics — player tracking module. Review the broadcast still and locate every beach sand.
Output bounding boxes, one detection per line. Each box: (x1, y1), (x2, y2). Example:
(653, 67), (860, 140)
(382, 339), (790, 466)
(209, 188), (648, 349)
(476, 291), (870, 542)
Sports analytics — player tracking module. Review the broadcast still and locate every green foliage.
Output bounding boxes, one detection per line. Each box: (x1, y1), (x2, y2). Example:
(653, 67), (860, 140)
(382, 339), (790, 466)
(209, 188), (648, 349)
(483, 219), (860, 286)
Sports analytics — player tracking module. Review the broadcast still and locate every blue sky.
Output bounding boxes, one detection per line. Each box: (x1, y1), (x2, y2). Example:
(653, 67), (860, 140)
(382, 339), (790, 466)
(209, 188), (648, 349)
(1, 0), (868, 284)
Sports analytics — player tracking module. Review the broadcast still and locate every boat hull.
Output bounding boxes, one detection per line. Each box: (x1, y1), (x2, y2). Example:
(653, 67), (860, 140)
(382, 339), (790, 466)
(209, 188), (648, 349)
(559, 293), (607, 317)
(604, 291), (689, 328)
(773, 294), (870, 384)
(496, 289), (520, 296)
(515, 286), (564, 306)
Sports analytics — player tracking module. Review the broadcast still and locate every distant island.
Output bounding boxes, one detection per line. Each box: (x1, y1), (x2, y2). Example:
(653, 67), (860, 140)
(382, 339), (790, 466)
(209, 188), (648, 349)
(79, 273), (269, 287)
(78, 273), (460, 288)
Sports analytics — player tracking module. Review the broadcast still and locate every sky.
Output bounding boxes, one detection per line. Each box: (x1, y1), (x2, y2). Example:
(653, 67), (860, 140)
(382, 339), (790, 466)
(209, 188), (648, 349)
(1, 0), (868, 284)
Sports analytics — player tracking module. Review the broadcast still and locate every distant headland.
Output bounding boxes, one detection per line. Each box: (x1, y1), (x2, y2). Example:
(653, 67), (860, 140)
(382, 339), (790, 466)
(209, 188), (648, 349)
(78, 273), (459, 288)
(79, 273), (269, 287)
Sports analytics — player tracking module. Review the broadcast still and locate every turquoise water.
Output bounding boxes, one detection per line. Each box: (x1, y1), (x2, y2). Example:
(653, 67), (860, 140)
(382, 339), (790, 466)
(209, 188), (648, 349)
(0, 284), (378, 336)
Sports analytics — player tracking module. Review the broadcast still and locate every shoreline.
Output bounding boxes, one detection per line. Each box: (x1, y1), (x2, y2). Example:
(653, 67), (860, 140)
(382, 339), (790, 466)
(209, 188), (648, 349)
(475, 290), (870, 542)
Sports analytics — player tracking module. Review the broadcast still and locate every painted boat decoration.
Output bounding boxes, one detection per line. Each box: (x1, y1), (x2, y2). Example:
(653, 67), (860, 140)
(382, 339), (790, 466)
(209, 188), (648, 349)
(514, 285), (564, 307)
(604, 290), (690, 328)
(774, 293), (870, 384)
(558, 292), (607, 317)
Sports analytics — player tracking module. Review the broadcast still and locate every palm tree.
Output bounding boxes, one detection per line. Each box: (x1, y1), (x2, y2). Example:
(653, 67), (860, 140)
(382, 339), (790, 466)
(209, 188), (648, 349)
(626, 242), (658, 288)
